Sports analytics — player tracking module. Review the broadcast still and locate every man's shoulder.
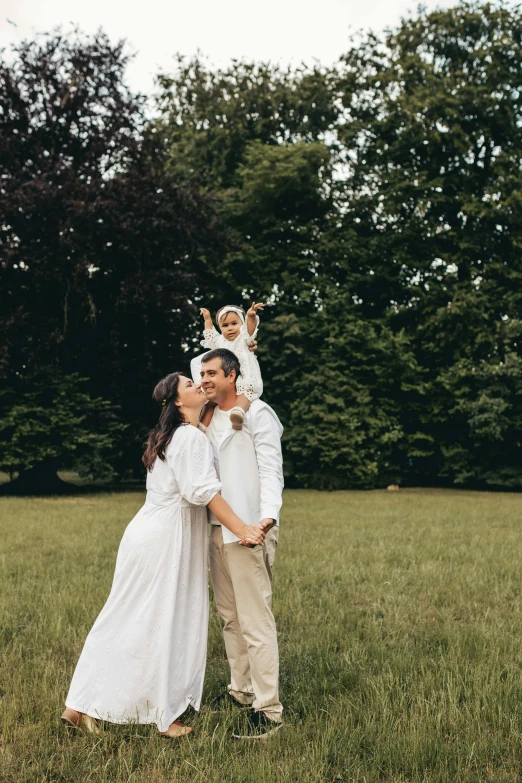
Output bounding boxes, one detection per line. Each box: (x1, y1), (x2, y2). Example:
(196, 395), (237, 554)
(247, 400), (284, 435)
(249, 399), (272, 414)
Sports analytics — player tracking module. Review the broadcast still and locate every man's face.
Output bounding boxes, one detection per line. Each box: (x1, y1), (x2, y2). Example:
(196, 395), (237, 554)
(200, 357), (236, 403)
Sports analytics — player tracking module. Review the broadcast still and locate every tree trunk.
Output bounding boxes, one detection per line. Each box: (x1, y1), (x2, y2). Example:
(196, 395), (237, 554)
(0, 460), (76, 496)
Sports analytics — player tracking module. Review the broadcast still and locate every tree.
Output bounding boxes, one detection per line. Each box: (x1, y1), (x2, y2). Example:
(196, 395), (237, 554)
(260, 307), (420, 489)
(334, 0), (522, 486)
(0, 31), (226, 490)
(0, 373), (126, 494)
(156, 58), (338, 189)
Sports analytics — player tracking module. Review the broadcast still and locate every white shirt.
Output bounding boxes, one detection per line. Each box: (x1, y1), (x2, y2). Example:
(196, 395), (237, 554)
(209, 406), (232, 447)
(203, 399), (284, 544)
(206, 407), (232, 524)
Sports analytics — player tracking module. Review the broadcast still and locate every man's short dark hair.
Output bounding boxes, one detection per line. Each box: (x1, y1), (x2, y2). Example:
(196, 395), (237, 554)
(202, 349), (240, 381)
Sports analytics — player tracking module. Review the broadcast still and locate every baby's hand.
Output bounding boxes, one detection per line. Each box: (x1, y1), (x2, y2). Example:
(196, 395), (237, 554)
(247, 302), (265, 316)
(200, 307), (211, 320)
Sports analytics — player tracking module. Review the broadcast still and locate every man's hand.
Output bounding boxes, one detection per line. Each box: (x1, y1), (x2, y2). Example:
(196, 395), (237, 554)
(248, 340), (258, 352)
(239, 523), (266, 548)
(239, 518), (274, 544)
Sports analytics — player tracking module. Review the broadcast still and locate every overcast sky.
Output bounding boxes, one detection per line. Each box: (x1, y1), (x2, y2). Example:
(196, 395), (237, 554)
(2, 0), (461, 94)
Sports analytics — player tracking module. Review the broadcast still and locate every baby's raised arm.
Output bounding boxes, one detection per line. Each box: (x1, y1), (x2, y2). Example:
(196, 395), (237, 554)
(246, 302), (264, 336)
(200, 308), (213, 331)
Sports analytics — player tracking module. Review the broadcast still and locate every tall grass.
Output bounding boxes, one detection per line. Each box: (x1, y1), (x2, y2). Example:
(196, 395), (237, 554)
(1, 488), (522, 782)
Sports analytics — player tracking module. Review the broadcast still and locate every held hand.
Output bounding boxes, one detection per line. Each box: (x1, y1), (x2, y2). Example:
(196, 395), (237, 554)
(248, 340), (258, 353)
(247, 302), (265, 317)
(239, 523), (266, 547)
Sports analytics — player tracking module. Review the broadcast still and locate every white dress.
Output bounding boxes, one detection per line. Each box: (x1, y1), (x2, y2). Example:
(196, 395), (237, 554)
(202, 320), (263, 401)
(65, 425), (221, 732)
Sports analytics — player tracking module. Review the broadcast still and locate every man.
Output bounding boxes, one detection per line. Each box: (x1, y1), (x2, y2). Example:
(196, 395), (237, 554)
(198, 348), (284, 740)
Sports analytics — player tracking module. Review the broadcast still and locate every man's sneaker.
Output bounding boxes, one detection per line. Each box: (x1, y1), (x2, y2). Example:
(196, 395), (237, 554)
(229, 406), (245, 431)
(232, 711), (283, 740)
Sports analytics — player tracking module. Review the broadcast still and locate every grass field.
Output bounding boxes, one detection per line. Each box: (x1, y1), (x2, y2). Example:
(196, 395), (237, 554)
(1, 488), (522, 782)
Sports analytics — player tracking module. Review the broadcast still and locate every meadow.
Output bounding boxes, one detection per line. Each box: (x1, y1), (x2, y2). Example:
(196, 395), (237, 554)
(1, 488), (522, 782)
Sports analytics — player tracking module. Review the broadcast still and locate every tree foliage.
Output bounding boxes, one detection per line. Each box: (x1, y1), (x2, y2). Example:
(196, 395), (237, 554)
(154, 1), (522, 489)
(2, 3), (522, 491)
(0, 31), (225, 487)
(0, 373), (127, 494)
(334, 0), (522, 486)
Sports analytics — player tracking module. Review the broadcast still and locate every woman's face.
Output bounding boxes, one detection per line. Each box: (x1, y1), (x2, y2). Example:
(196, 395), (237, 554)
(176, 376), (206, 411)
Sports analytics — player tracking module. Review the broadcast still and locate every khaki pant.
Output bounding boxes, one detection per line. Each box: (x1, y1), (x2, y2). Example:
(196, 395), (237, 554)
(208, 525), (283, 721)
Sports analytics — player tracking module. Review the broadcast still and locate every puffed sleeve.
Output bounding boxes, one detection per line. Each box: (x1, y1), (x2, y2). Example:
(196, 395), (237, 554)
(201, 327), (223, 350)
(167, 426), (222, 506)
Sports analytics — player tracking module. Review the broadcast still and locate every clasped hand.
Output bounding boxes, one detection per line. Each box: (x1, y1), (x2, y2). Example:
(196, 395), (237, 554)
(239, 518), (274, 547)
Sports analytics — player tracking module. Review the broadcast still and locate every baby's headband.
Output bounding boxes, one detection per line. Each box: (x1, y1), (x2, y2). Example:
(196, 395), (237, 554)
(217, 306), (245, 324)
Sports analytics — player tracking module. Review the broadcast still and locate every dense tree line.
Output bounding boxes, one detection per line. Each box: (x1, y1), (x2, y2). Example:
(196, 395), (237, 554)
(1, 1), (521, 492)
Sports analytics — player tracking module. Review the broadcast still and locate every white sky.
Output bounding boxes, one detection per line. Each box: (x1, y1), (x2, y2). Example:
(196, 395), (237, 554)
(2, 0), (461, 94)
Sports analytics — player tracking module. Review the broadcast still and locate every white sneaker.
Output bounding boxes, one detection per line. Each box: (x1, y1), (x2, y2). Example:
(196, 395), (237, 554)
(229, 406), (245, 431)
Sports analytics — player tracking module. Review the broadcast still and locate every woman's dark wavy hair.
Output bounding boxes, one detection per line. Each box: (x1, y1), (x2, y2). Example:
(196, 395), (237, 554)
(142, 372), (187, 472)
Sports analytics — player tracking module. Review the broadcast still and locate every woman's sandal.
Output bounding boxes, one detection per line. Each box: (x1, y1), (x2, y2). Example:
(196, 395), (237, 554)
(61, 708), (100, 734)
(158, 719), (192, 738)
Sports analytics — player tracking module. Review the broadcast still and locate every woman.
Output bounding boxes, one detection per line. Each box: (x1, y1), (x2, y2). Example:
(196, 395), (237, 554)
(61, 372), (265, 738)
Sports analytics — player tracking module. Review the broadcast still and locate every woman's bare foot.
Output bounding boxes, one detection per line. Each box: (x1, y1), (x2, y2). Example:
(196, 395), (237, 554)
(158, 719), (192, 738)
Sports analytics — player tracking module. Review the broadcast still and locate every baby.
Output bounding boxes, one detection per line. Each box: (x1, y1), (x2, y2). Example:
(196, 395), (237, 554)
(198, 302), (264, 430)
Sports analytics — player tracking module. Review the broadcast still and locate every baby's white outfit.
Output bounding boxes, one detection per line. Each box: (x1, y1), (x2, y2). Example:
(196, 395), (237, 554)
(201, 319), (263, 401)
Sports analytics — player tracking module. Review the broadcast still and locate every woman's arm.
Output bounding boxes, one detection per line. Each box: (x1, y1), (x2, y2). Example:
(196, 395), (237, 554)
(208, 494), (265, 545)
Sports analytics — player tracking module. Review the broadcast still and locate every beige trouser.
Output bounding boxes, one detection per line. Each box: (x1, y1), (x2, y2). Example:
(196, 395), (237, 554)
(208, 525), (283, 721)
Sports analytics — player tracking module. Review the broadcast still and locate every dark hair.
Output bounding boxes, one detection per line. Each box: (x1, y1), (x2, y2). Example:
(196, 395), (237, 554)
(216, 305), (246, 326)
(202, 348), (240, 381)
(142, 372), (187, 471)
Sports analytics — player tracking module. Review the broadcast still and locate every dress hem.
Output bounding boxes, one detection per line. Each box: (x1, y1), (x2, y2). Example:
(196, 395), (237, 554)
(65, 695), (200, 732)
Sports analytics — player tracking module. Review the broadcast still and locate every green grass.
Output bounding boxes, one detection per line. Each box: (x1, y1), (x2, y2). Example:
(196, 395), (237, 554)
(1, 488), (522, 782)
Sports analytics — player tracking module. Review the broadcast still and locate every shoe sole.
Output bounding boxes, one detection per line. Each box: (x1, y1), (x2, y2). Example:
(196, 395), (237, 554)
(232, 722), (283, 740)
(229, 413), (244, 430)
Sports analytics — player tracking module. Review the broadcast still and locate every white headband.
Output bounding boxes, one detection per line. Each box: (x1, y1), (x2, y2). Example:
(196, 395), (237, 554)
(218, 306), (245, 324)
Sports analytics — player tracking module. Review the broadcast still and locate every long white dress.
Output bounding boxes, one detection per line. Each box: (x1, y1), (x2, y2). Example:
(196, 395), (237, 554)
(65, 424), (221, 732)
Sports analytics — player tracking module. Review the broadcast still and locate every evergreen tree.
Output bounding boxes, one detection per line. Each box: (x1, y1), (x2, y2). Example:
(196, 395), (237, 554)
(0, 373), (126, 494)
(335, 0), (522, 486)
(0, 31), (225, 489)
